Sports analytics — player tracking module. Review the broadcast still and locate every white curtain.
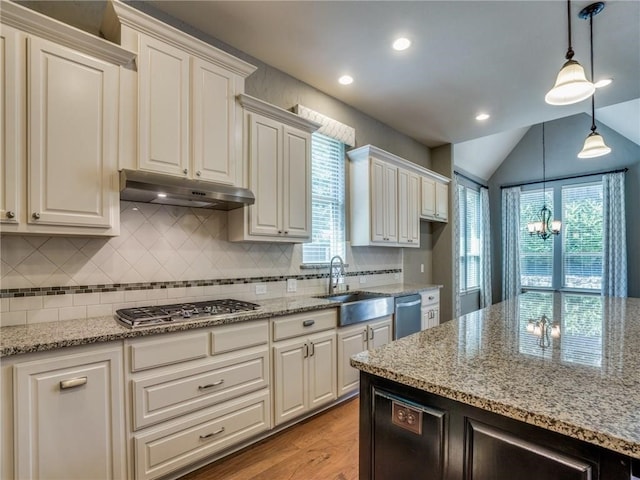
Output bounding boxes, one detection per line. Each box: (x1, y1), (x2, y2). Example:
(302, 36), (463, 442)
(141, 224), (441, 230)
(479, 188), (492, 308)
(602, 172), (627, 297)
(453, 175), (461, 318)
(502, 187), (521, 300)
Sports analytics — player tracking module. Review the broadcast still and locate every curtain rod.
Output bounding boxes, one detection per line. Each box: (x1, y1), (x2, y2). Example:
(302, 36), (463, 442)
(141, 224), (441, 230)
(500, 167), (628, 189)
(454, 171), (488, 189)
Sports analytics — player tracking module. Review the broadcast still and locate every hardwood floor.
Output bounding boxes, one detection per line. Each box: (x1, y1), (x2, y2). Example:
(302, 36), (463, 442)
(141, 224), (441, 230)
(181, 398), (359, 480)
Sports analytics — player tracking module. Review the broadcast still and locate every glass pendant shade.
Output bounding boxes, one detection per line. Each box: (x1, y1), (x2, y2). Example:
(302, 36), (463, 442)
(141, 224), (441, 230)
(545, 60), (595, 105)
(578, 131), (611, 158)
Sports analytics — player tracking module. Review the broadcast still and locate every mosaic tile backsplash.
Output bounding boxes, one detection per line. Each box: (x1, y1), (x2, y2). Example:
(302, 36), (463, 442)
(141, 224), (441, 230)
(0, 202), (403, 326)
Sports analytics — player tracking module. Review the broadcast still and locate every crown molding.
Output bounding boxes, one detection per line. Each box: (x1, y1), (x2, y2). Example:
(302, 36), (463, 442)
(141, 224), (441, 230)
(0, 0), (135, 66)
(238, 94), (322, 133)
(102, 0), (256, 78)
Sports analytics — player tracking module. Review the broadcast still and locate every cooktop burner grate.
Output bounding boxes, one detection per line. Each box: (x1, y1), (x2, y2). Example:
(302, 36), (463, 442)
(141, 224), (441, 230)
(115, 299), (261, 328)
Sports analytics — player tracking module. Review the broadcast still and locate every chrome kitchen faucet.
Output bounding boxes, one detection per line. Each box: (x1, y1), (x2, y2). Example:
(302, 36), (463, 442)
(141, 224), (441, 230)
(328, 255), (345, 294)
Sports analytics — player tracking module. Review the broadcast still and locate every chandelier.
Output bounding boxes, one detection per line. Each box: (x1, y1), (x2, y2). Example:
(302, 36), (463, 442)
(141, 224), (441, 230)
(526, 314), (561, 349)
(527, 123), (561, 240)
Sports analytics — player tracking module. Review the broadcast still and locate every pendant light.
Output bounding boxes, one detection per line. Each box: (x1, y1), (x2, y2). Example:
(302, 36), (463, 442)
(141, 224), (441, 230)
(545, 0), (595, 106)
(577, 2), (611, 159)
(527, 123), (561, 240)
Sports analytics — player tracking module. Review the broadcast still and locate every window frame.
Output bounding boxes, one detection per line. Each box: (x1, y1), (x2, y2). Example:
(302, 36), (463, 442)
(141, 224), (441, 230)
(519, 178), (604, 293)
(458, 182), (482, 294)
(301, 132), (346, 265)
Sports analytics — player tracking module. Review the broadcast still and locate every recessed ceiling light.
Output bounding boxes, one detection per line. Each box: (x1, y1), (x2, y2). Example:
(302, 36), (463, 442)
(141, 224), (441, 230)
(338, 75), (353, 85)
(594, 78), (612, 88)
(157, 193), (167, 198)
(475, 113), (490, 121)
(392, 37), (411, 51)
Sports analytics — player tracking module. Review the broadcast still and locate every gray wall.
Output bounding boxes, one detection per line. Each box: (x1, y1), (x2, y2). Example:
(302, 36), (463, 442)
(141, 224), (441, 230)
(488, 114), (640, 301)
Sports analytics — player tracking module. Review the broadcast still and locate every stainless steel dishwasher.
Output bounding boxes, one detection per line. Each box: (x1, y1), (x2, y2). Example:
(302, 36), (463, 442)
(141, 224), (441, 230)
(393, 294), (422, 339)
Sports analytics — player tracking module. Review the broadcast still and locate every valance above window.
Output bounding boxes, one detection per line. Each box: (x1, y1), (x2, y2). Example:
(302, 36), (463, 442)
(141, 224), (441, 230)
(294, 105), (355, 146)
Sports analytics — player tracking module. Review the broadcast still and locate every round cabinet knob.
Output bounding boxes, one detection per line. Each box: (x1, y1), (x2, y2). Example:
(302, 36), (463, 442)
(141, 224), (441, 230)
(196, 171), (201, 177)
(284, 231), (289, 235)
(397, 409), (406, 422)
(278, 230), (282, 234)
(407, 413), (416, 425)
(6, 211), (15, 219)
(183, 169), (188, 175)
(32, 212), (40, 220)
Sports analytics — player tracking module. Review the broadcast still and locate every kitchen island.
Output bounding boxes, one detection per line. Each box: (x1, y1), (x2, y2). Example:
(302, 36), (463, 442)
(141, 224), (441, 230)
(351, 292), (640, 480)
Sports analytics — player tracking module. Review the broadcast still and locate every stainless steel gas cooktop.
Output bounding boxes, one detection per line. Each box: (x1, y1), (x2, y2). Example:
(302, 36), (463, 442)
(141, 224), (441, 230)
(115, 299), (260, 329)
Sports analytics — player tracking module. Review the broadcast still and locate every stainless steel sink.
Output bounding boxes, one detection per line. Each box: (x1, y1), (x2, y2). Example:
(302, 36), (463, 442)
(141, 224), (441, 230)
(316, 291), (394, 326)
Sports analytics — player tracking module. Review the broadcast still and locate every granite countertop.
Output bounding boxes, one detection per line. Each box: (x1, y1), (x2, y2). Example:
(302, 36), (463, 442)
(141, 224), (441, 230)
(0, 283), (437, 357)
(351, 292), (640, 459)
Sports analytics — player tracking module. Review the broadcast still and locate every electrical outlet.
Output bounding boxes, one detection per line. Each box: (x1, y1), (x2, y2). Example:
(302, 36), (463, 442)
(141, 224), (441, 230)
(420, 264), (424, 273)
(359, 276), (367, 284)
(255, 283), (267, 295)
(287, 279), (297, 293)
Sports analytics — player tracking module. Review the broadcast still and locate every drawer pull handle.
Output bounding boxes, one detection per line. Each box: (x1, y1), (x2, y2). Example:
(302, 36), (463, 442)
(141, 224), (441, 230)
(309, 341), (315, 357)
(302, 319), (315, 327)
(199, 379), (224, 391)
(199, 427), (225, 440)
(60, 377), (87, 390)
(428, 296), (435, 300)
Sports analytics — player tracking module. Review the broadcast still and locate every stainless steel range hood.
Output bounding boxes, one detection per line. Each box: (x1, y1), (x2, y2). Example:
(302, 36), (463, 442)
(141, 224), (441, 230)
(119, 169), (255, 210)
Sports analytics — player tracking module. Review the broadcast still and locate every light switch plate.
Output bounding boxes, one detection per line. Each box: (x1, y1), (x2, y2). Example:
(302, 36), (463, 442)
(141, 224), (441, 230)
(287, 279), (297, 293)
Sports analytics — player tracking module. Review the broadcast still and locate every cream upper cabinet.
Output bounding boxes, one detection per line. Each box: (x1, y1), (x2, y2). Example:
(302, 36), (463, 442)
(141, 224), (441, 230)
(0, 1), (134, 236)
(371, 158), (398, 244)
(137, 35), (190, 176)
(12, 345), (126, 480)
(101, 0), (256, 185)
(421, 176), (449, 223)
(398, 168), (420, 246)
(228, 95), (319, 243)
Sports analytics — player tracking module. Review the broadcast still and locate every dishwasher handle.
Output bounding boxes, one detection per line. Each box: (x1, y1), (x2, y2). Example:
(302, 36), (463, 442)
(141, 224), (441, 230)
(396, 299), (421, 308)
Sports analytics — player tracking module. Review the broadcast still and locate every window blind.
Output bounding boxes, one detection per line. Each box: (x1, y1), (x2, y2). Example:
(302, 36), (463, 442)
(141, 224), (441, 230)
(302, 133), (346, 263)
(458, 185), (481, 292)
(519, 190), (554, 287)
(561, 183), (603, 290)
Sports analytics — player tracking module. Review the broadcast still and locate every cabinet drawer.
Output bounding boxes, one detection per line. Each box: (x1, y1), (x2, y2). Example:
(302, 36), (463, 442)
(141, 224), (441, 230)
(272, 309), (337, 342)
(134, 389), (270, 480)
(128, 331), (209, 372)
(211, 320), (268, 354)
(132, 347), (269, 430)
(420, 289), (440, 307)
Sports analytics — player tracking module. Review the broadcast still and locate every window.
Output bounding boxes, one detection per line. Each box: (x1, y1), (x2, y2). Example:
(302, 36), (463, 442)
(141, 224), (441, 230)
(458, 185), (481, 292)
(302, 133), (346, 264)
(519, 181), (603, 291)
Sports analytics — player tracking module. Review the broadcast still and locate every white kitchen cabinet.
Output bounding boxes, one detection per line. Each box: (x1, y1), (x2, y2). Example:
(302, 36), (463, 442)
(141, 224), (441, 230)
(0, 3), (132, 235)
(337, 316), (392, 397)
(13, 345), (126, 480)
(102, 0), (256, 186)
(125, 320), (271, 480)
(349, 145), (446, 248)
(421, 176), (449, 223)
(421, 289), (441, 330)
(273, 329), (337, 426)
(228, 94), (320, 243)
(399, 168), (420, 246)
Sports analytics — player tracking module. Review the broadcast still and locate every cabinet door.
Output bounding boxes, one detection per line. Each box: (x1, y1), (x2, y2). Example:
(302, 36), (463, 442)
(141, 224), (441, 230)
(28, 36), (117, 228)
(370, 159), (397, 243)
(273, 338), (306, 426)
(398, 169), (419, 246)
(192, 57), (239, 185)
(435, 182), (448, 221)
(337, 326), (367, 397)
(0, 25), (20, 225)
(248, 112), (282, 237)
(138, 35), (190, 176)
(307, 331), (337, 410)
(421, 176), (436, 218)
(369, 318), (392, 349)
(14, 347), (125, 480)
(282, 125), (311, 239)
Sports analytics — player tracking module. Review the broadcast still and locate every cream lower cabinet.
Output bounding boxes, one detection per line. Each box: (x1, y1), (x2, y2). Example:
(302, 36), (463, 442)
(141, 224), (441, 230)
(228, 94), (320, 243)
(11, 345), (126, 480)
(337, 316), (393, 397)
(126, 321), (271, 480)
(271, 309), (337, 426)
(0, 3), (133, 235)
(421, 289), (441, 330)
